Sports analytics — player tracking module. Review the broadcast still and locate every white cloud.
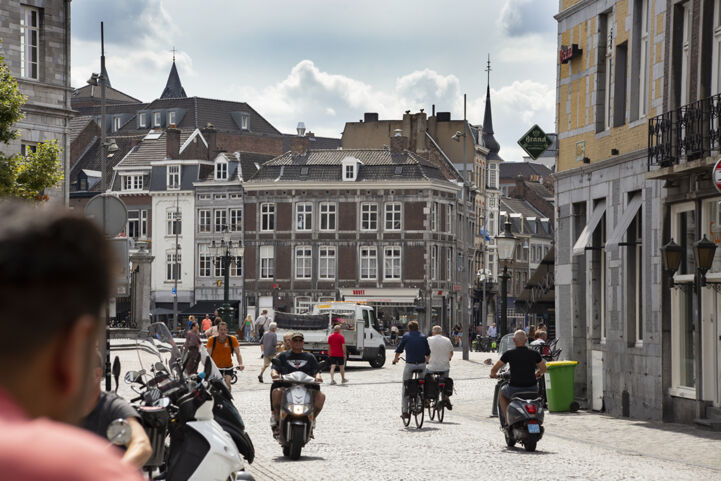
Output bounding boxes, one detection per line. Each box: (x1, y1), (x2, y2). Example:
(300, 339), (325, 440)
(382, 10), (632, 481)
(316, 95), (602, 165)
(498, 35), (557, 66)
(500, 0), (557, 37)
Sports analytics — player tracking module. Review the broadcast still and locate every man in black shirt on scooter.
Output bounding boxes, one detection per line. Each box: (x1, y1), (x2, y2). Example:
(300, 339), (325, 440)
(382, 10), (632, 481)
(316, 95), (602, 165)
(490, 330), (546, 425)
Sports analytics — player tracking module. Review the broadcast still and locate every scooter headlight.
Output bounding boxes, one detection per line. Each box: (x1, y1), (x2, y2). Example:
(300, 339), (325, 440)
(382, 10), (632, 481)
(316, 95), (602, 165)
(292, 404), (307, 416)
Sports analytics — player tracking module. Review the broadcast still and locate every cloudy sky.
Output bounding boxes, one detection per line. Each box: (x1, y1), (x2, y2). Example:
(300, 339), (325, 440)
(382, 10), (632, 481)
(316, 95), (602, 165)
(71, 0), (558, 162)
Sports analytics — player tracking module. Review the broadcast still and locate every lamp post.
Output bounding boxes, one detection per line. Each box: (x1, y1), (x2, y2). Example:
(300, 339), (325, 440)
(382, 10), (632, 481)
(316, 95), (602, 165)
(661, 235), (717, 418)
(496, 219), (517, 338)
(211, 226), (244, 332)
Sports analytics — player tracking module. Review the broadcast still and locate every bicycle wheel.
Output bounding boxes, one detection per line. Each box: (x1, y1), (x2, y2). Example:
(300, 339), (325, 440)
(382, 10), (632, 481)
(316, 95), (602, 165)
(428, 397), (436, 420)
(436, 393), (445, 423)
(413, 393), (424, 428)
(402, 396), (411, 427)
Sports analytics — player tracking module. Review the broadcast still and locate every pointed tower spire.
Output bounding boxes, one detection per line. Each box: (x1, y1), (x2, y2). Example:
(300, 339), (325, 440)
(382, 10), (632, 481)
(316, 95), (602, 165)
(101, 62), (111, 88)
(482, 54), (502, 160)
(160, 55), (187, 99)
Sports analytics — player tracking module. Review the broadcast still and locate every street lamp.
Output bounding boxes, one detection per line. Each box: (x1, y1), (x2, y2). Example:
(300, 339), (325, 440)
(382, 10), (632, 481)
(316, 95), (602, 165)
(211, 226), (244, 332)
(496, 218), (517, 338)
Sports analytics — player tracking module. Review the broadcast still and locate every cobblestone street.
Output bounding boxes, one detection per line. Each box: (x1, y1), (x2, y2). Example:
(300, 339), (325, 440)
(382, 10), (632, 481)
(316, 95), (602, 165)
(115, 345), (721, 480)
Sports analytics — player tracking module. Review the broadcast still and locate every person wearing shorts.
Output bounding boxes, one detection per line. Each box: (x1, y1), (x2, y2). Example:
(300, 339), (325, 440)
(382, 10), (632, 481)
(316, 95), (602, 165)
(327, 324), (347, 385)
(258, 322), (278, 383)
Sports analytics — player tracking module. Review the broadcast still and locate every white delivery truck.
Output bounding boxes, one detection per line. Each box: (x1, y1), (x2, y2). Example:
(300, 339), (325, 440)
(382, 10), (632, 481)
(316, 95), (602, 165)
(274, 302), (387, 368)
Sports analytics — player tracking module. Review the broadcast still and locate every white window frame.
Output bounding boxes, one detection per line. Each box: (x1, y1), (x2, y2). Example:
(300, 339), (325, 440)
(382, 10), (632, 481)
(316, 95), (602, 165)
(319, 246), (336, 280)
(214, 209), (226, 233)
(139, 113), (147, 128)
(487, 163), (498, 189)
(638, 0), (649, 118)
(605, 24), (613, 130)
(296, 203), (313, 231)
(446, 205), (453, 232)
(122, 175), (143, 191)
(680, 3), (691, 107)
(360, 203), (378, 231)
(166, 252), (181, 281)
(319, 202), (336, 231)
(384, 246), (401, 281)
(360, 246), (377, 280)
(153, 112), (162, 127)
(198, 209), (211, 233)
(230, 256), (243, 277)
(431, 202), (438, 231)
(166, 210), (181, 236)
(240, 113), (250, 130)
(385, 202), (402, 231)
(141, 210), (148, 238)
(447, 246), (452, 281)
(199, 249), (211, 277)
(230, 209), (242, 232)
(214, 256), (225, 278)
(295, 296), (313, 314)
(295, 246), (312, 279)
(260, 245), (274, 279)
(20, 6), (39, 80)
(127, 210), (140, 239)
(168, 111), (176, 125)
(215, 160), (228, 180)
(261, 203), (275, 231)
(113, 116), (121, 132)
(167, 165), (180, 190)
(431, 245), (438, 280)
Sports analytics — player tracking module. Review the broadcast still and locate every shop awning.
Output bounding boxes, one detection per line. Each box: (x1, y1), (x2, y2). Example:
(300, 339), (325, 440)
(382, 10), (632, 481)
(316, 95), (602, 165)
(516, 247), (555, 314)
(343, 296), (418, 305)
(572, 199), (606, 256)
(605, 193), (643, 250)
(339, 288), (420, 306)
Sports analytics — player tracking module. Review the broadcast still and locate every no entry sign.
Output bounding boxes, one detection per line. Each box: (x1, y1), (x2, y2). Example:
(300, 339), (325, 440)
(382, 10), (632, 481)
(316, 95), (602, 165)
(714, 158), (721, 194)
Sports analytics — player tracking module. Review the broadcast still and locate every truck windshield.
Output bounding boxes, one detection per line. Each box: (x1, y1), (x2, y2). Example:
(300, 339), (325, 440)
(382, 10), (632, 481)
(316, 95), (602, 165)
(367, 309), (380, 330)
(331, 310), (355, 330)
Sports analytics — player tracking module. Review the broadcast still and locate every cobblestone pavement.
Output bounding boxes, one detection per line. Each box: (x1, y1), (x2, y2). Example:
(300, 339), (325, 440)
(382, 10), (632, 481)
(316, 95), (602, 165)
(114, 344), (721, 481)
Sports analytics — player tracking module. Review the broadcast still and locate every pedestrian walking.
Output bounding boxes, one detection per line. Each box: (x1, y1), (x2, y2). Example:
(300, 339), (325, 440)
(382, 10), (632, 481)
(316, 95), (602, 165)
(243, 314), (254, 341)
(205, 316), (221, 338)
(186, 315), (196, 332)
(327, 324), (347, 384)
(255, 309), (270, 340)
(184, 321), (202, 375)
(390, 324), (399, 346)
(201, 313), (212, 333)
(258, 322), (278, 383)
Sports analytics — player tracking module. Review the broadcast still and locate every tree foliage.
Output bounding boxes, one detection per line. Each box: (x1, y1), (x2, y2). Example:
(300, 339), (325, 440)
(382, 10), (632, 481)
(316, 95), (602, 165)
(0, 52), (63, 200)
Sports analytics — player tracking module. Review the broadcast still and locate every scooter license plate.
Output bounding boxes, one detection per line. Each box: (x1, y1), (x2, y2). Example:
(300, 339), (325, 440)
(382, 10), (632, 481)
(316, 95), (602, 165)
(528, 423), (540, 434)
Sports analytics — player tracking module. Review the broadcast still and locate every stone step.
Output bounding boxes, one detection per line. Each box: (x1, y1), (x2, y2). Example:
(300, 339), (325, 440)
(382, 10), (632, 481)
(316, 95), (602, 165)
(694, 417), (721, 431)
(705, 406), (721, 420)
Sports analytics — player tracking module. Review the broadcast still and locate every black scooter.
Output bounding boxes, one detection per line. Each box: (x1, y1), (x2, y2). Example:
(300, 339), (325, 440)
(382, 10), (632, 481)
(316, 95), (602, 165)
(494, 371), (545, 452)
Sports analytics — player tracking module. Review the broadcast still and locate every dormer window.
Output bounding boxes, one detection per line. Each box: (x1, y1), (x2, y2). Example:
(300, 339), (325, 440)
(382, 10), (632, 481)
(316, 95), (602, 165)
(139, 113), (147, 128)
(167, 165), (181, 190)
(341, 157), (360, 181)
(240, 113), (250, 130)
(168, 111), (176, 125)
(113, 116), (121, 132)
(215, 160), (228, 180)
(153, 112), (161, 127)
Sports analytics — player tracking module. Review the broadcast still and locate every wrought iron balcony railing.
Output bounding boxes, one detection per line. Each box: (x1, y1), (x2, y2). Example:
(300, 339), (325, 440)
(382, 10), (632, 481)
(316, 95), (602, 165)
(648, 93), (721, 170)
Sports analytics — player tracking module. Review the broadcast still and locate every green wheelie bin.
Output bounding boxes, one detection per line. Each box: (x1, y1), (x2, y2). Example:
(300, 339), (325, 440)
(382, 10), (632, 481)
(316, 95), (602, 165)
(544, 360), (578, 412)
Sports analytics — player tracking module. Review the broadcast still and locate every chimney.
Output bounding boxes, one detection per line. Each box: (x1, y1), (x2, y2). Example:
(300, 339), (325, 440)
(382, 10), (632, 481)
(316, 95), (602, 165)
(363, 112), (379, 122)
(390, 129), (408, 153)
(201, 122), (217, 160)
(437, 112), (451, 122)
(166, 126), (181, 159)
(291, 136), (310, 155)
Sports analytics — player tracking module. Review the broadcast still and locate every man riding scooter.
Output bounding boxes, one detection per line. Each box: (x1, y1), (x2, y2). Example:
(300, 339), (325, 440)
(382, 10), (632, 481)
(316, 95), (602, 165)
(270, 332), (325, 435)
(489, 330), (546, 426)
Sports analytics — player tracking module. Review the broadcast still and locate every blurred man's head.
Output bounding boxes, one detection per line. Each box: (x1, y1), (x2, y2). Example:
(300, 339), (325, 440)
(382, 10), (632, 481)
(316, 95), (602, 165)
(0, 202), (113, 423)
(513, 330), (528, 346)
(333, 324), (341, 332)
(538, 330), (547, 340)
(407, 321), (419, 331)
(432, 325), (442, 335)
(218, 321), (228, 337)
(269, 322), (277, 331)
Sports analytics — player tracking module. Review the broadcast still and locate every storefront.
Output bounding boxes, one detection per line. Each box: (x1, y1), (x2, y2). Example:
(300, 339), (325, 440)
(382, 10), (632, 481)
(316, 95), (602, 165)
(339, 288), (421, 332)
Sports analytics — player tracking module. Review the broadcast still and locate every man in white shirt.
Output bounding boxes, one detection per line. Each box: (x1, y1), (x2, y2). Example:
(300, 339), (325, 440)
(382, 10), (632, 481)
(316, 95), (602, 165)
(427, 325), (453, 377)
(487, 323), (498, 338)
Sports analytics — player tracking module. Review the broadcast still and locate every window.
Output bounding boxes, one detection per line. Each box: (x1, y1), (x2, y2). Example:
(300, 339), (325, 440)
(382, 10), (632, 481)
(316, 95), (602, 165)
(122, 175), (143, 191)
(385, 203), (401, 231)
(214, 210), (227, 232)
(361, 203), (378, 231)
(20, 143), (37, 156)
(199, 249), (211, 277)
(384, 246), (401, 280)
(167, 165), (180, 190)
(679, 3), (691, 107)
(240, 113), (250, 130)
(168, 111), (176, 125)
(431, 202), (438, 231)
(319, 246), (336, 279)
(613, 42), (628, 127)
(447, 246), (452, 281)
(139, 113), (147, 128)
(320, 202), (336, 231)
(260, 246), (274, 279)
(229, 193), (242, 199)
(446, 205), (453, 232)
(296, 203), (312, 231)
(214, 193), (227, 200)
(671, 203), (696, 389)
(230, 209), (242, 232)
(141, 210), (148, 237)
(261, 203), (275, 231)
(295, 246), (312, 279)
(487, 163), (498, 189)
(230, 256), (243, 277)
(113, 116), (121, 132)
(20, 7), (39, 80)
(127, 211), (140, 239)
(153, 112), (162, 127)
(631, 0), (649, 120)
(712, 0), (721, 97)
(596, 13), (612, 131)
(198, 193), (211, 200)
(215, 161), (228, 180)
(198, 209), (211, 233)
(431, 245), (438, 280)
(295, 296), (313, 314)
(360, 247), (377, 279)
(214, 257), (225, 278)
(627, 206), (643, 346)
(166, 252), (181, 281)
(167, 210), (181, 235)
(345, 165), (354, 179)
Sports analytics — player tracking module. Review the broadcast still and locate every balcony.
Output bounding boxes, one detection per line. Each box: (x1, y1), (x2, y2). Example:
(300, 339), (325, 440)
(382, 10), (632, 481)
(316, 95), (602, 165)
(648, 94), (721, 175)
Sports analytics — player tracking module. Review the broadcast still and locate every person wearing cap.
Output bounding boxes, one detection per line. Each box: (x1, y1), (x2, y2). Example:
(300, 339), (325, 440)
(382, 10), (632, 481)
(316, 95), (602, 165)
(327, 324), (347, 385)
(269, 332), (325, 433)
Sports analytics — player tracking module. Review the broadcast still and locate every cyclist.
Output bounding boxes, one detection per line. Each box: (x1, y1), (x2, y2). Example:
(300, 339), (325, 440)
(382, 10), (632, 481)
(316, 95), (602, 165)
(392, 320), (430, 421)
(207, 321), (245, 389)
(489, 330), (546, 426)
(427, 325), (453, 409)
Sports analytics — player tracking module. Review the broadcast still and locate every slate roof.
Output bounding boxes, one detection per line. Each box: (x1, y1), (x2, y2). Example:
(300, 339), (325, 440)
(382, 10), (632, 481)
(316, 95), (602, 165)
(500, 161), (552, 180)
(160, 61), (187, 99)
(500, 197), (544, 219)
(523, 181), (553, 199)
(69, 115), (96, 139)
(250, 149), (449, 183)
(69, 135), (141, 192)
(481, 85), (502, 161)
(282, 134), (341, 151)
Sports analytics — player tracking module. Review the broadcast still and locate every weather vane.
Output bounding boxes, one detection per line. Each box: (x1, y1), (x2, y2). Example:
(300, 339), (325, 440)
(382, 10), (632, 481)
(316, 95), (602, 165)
(171, 46), (176, 62)
(485, 54), (492, 87)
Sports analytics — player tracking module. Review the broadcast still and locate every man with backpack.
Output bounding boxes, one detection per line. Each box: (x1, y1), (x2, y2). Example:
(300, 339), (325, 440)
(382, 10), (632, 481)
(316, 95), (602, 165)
(254, 309), (270, 340)
(207, 321), (245, 389)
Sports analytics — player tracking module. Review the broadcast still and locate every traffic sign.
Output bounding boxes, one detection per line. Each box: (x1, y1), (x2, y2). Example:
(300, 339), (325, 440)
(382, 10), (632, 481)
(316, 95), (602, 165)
(517, 124), (553, 160)
(171, 287), (177, 296)
(714, 158), (721, 194)
(85, 194), (128, 237)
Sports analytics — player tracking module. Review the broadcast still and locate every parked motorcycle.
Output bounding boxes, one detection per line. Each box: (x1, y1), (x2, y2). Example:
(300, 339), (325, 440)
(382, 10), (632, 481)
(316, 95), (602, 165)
(270, 357), (318, 460)
(119, 322), (254, 480)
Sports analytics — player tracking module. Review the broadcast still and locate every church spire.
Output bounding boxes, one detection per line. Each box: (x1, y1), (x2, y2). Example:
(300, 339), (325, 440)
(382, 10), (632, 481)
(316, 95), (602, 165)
(160, 52), (187, 99)
(482, 54), (502, 160)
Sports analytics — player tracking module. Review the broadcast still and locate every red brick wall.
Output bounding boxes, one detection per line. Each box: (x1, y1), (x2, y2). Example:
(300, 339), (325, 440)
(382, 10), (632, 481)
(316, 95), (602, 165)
(276, 245), (291, 279)
(339, 202), (356, 230)
(216, 132), (285, 156)
(276, 202), (291, 231)
(338, 246), (356, 279)
(244, 203), (256, 232)
(403, 246), (425, 279)
(245, 245), (256, 278)
(404, 202), (425, 230)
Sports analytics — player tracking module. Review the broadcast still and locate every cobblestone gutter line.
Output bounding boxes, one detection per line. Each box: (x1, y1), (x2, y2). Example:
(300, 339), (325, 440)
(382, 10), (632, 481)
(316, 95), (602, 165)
(246, 455), (300, 481)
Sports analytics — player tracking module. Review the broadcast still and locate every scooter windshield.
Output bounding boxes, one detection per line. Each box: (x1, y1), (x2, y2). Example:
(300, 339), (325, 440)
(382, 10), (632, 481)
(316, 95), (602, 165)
(498, 333), (516, 355)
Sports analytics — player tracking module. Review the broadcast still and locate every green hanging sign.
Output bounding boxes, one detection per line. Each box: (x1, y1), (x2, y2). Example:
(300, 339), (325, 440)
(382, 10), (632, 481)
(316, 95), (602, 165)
(517, 124), (552, 160)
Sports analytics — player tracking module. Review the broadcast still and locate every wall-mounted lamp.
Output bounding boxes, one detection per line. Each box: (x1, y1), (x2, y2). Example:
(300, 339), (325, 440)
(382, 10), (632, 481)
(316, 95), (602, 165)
(661, 235), (718, 288)
(582, 156), (590, 164)
(611, 148), (619, 155)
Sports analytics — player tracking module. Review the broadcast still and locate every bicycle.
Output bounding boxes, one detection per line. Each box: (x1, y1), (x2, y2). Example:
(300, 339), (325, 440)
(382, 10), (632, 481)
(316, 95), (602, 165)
(398, 358), (425, 429)
(425, 372), (449, 423)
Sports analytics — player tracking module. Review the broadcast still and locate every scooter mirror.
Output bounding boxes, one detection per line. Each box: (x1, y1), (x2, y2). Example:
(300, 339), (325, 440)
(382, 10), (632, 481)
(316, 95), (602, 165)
(155, 397), (170, 408)
(106, 418), (131, 446)
(124, 371), (138, 384)
(154, 361), (167, 374)
(203, 357), (213, 379)
(112, 356), (121, 393)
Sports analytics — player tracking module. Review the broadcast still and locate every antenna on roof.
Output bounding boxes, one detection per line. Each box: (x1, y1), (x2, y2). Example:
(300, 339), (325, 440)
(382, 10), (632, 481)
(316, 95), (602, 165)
(485, 53), (492, 88)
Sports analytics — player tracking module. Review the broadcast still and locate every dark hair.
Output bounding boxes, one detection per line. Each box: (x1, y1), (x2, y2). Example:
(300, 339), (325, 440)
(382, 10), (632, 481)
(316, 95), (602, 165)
(0, 202), (112, 357)
(407, 320), (419, 331)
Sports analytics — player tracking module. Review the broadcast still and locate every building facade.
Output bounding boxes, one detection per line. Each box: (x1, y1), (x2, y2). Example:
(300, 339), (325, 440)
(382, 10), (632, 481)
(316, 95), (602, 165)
(0, 0), (73, 203)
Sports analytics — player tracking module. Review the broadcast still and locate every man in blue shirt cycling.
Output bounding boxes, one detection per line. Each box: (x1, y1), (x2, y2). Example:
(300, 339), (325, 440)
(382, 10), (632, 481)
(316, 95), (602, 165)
(392, 320), (431, 420)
